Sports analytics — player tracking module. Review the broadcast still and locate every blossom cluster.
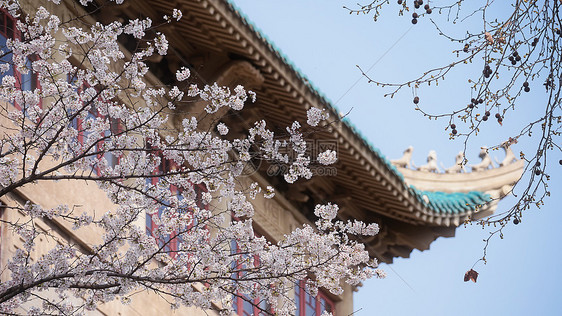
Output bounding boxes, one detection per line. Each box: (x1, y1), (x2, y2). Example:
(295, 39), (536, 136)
(317, 149), (337, 165)
(306, 107), (329, 127)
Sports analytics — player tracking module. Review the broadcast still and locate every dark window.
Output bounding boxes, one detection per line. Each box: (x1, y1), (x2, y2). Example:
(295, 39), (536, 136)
(145, 154), (207, 259)
(67, 75), (121, 175)
(0, 9), (40, 111)
(295, 280), (335, 316)
(231, 231), (271, 316)
(0, 8), (16, 81)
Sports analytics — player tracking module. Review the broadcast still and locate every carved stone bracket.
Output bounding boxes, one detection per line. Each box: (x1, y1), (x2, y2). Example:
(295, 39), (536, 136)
(215, 60), (265, 90)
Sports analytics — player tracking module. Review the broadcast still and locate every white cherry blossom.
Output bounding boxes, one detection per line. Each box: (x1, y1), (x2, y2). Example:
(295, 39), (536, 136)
(317, 149), (337, 165)
(306, 107), (329, 127)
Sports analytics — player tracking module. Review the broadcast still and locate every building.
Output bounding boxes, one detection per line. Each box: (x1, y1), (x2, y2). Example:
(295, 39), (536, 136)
(0, 0), (523, 315)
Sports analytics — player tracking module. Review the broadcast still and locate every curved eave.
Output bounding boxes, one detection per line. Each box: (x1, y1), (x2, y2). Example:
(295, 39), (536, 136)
(397, 160), (524, 224)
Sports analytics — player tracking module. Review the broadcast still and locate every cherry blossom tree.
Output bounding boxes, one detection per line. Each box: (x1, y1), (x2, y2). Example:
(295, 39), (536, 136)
(346, 0), (561, 256)
(0, 1), (382, 314)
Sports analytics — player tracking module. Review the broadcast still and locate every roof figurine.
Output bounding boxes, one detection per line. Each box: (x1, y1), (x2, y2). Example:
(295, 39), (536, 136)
(444, 151), (466, 174)
(390, 145), (413, 168)
(416, 150), (439, 173)
(498, 142), (517, 166)
(393, 145), (523, 225)
(471, 147), (495, 171)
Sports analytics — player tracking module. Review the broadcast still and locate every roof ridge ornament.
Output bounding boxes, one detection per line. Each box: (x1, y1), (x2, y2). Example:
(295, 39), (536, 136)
(470, 147), (495, 172)
(416, 150), (439, 173)
(391, 145), (524, 219)
(391, 145), (520, 174)
(389, 144), (524, 227)
(498, 142), (517, 166)
(444, 151), (465, 174)
(390, 145), (413, 168)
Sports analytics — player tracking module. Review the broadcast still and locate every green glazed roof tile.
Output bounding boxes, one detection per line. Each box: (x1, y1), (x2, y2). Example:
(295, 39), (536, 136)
(409, 187), (492, 215)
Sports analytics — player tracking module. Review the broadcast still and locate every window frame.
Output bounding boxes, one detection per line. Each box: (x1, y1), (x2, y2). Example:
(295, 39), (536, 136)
(145, 152), (208, 259)
(67, 75), (122, 176)
(230, 217), (272, 316)
(0, 9), (41, 110)
(295, 280), (336, 316)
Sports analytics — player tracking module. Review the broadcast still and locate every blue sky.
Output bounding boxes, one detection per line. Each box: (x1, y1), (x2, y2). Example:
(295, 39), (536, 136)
(229, 1), (562, 315)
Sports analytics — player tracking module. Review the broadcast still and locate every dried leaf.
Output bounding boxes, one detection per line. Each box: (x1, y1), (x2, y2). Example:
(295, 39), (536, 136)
(464, 269), (479, 282)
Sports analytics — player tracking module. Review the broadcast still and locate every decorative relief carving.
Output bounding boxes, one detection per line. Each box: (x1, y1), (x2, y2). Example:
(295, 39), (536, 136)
(252, 198), (286, 241)
(180, 60), (265, 130)
(263, 198), (281, 227)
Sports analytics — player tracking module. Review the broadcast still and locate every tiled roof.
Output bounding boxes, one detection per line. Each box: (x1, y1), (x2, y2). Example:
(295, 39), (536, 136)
(410, 187), (492, 214)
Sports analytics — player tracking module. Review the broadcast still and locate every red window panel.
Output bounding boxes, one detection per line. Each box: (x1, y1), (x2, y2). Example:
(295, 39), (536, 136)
(230, 219), (272, 316)
(0, 9), (17, 80)
(0, 202), (3, 264)
(232, 294), (270, 316)
(20, 54), (39, 92)
(145, 152), (208, 259)
(1, 9), (41, 111)
(90, 109), (122, 176)
(295, 280), (335, 316)
(145, 156), (180, 258)
(230, 238), (271, 316)
(67, 75), (122, 176)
